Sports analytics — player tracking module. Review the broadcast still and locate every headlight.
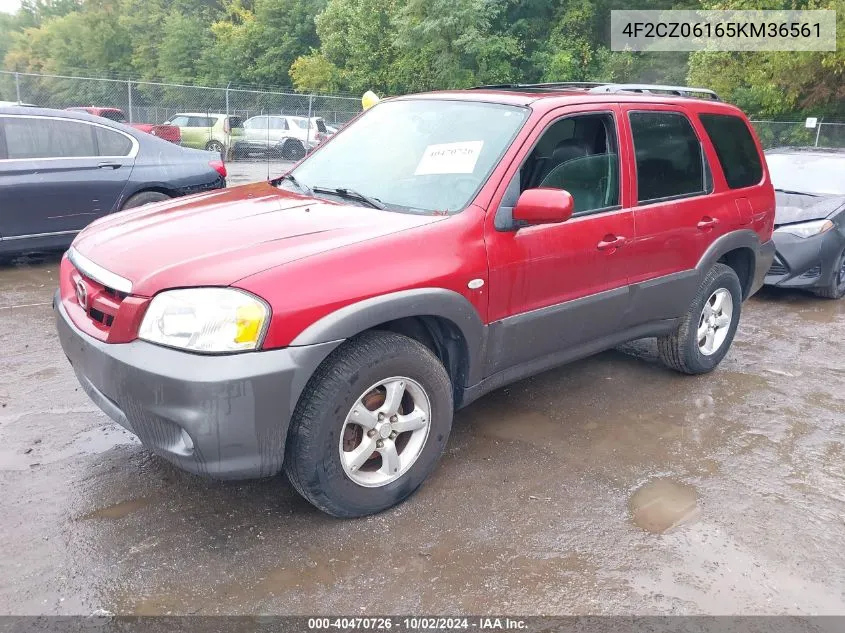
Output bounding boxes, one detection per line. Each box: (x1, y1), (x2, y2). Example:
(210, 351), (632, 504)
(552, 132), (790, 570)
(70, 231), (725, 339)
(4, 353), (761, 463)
(774, 219), (834, 238)
(138, 288), (269, 353)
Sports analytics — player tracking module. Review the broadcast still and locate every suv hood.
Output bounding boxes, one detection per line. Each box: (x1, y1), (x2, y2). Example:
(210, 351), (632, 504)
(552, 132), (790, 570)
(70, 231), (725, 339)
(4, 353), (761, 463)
(775, 192), (845, 226)
(72, 182), (446, 296)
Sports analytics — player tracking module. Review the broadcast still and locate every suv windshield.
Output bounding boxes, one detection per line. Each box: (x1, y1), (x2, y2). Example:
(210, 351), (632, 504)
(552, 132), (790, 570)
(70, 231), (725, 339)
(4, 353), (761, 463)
(287, 99), (529, 214)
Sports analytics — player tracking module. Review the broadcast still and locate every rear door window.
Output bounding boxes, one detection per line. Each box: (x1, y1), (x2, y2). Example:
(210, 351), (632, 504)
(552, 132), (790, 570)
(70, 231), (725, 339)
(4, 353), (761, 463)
(188, 116), (213, 127)
(629, 111), (708, 203)
(95, 127), (133, 156)
(3, 117), (96, 159)
(699, 113), (763, 189)
(270, 117), (288, 130)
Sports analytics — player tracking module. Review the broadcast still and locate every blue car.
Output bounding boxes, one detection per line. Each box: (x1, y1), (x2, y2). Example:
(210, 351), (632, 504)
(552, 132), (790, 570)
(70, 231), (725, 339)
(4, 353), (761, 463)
(0, 106), (227, 255)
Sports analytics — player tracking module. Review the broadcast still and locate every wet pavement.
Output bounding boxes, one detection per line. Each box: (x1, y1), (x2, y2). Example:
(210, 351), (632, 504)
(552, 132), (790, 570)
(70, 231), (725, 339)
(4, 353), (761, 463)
(226, 160), (294, 187)
(1, 254), (844, 615)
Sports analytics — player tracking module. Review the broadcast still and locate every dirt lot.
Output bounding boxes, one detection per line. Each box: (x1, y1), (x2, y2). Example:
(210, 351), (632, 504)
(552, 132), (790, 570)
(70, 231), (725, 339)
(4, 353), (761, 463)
(0, 179), (843, 614)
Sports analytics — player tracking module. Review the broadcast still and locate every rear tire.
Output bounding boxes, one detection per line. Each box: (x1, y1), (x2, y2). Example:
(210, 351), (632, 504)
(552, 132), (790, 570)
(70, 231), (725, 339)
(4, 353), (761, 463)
(814, 247), (845, 299)
(658, 263), (742, 375)
(121, 191), (170, 210)
(280, 139), (306, 161)
(285, 331), (453, 518)
(205, 140), (225, 160)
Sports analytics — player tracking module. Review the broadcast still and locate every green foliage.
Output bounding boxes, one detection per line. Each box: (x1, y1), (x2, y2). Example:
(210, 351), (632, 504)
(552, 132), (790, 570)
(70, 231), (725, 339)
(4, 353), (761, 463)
(0, 0), (842, 119)
(289, 51), (340, 92)
(688, 0), (845, 118)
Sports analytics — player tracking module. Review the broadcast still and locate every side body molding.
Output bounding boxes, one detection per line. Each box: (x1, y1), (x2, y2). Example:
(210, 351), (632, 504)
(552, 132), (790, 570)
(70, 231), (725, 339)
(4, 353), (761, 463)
(290, 288), (488, 387)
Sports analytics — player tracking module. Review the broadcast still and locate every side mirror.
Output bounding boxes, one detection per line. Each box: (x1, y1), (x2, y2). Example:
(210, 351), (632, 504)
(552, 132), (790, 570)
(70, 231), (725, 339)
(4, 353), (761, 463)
(512, 188), (574, 225)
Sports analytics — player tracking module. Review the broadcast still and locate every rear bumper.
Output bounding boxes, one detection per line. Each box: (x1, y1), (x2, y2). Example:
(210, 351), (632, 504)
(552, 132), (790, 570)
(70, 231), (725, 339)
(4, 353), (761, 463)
(764, 229), (844, 289)
(55, 293), (339, 479)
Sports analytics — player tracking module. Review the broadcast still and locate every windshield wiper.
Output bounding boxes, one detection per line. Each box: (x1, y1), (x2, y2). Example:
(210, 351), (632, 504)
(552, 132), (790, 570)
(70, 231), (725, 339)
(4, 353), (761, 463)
(775, 188), (819, 197)
(278, 173), (313, 196)
(312, 186), (386, 210)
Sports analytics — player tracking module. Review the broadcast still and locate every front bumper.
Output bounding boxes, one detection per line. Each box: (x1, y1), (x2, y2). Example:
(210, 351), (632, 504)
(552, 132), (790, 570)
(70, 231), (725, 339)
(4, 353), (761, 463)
(749, 239), (776, 298)
(55, 294), (339, 479)
(764, 229), (844, 289)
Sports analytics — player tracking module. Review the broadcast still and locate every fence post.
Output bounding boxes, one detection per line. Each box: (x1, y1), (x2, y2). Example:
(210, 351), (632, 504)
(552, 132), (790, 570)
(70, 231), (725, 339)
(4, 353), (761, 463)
(306, 94), (314, 147)
(127, 80), (133, 123)
(14, 72), (21, 103)
(815, 118), (823, 147)
(225, 82), (231, 116)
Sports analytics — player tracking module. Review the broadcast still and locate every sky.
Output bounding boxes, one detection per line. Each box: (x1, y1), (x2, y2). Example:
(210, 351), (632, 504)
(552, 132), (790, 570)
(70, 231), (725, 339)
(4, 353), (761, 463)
(0, 0), (21, 14)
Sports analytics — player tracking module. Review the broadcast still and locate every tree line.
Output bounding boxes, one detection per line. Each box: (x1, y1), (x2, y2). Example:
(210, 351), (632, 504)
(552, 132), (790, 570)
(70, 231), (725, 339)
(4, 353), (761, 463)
(1, 0), (842, 119)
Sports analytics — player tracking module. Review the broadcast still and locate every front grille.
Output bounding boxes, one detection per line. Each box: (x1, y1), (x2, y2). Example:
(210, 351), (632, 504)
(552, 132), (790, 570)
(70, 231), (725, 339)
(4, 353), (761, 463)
(89, 307), (114, 327)
(102, 286), (129, 301)
(768, 260), (788, 276)
(71, 268), (126, 332)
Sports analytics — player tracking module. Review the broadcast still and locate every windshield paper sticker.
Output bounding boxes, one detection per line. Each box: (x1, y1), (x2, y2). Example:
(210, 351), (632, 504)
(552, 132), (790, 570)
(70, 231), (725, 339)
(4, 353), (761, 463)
(415, 141), (484, 175)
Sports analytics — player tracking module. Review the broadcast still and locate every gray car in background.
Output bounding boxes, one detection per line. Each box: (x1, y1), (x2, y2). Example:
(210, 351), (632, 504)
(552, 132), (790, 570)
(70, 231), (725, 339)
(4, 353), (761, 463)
(235, 115), (330, 160)
(0, 107), (227, 256)
(764, 147), (845, 298)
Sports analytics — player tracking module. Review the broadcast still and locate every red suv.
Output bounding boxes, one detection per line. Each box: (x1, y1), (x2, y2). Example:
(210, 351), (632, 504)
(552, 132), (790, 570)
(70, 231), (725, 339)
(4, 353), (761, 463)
(55, 83), (775, 517)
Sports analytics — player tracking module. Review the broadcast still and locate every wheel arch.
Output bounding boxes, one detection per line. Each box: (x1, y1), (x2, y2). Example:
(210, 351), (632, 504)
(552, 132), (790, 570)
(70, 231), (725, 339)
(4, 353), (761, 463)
(119, 186), (176, 210)
(696, 230), (761, 300)
(290, 288), (487, 402)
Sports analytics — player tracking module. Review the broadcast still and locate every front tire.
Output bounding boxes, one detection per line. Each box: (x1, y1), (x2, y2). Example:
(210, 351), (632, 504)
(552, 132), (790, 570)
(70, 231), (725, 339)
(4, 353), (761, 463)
(285, 331), (453, 518)
(814, 247), (845, 299)
(658, 263), (742, 375)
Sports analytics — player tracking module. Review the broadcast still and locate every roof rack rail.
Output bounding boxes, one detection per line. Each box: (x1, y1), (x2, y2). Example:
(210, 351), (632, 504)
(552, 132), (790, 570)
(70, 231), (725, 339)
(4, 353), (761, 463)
(471, 82), (606, 91)
(470, 81), (720, 100)
(588, 83), (720, 100)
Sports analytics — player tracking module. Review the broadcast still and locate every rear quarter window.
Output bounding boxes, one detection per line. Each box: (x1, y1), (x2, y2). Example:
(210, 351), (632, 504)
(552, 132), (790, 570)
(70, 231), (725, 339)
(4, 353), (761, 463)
(227, 116), (244, 129)
(699, 113), (763, 189)
(95, 127), (133, 156)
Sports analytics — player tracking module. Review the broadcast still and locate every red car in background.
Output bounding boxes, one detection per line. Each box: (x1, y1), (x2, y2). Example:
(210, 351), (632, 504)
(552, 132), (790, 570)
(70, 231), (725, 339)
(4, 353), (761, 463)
(66, 107), (181, 144)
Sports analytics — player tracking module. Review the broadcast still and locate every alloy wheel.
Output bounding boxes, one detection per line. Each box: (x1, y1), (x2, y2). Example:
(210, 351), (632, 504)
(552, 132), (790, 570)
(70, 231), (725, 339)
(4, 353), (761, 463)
(698, 288), (733, 356)
(339, 377), (431, 487)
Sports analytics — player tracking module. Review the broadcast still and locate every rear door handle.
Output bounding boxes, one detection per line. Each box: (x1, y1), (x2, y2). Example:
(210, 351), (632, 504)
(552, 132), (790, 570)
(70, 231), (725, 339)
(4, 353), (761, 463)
(697, 217), (718, 230)
(98, 162), (121, 169)
(597, 235), (626, 251)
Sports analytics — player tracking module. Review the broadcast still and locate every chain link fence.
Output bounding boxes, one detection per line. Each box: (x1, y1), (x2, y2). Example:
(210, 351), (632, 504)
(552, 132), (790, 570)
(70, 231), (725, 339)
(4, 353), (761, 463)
(4, 71), (844, 157)
(750, 120), (845, 150)
(0, 70), (362, 162)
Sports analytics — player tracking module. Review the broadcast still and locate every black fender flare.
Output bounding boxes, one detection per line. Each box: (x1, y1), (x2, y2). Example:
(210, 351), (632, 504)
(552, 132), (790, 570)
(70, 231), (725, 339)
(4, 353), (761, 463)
(290, 288), (487, 386)
(695, 229), (764, 299)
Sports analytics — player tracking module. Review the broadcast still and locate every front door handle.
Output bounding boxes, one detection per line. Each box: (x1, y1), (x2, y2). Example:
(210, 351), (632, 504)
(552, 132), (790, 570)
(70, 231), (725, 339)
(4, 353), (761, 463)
(597, 235), (626, 251)
(697, 217), (719, 231)
(98, 162), (121, 169)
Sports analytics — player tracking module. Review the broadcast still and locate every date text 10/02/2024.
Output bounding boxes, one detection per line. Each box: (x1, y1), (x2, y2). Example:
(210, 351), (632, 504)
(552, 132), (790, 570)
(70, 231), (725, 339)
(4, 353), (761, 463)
(307, 617), (528, 630)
